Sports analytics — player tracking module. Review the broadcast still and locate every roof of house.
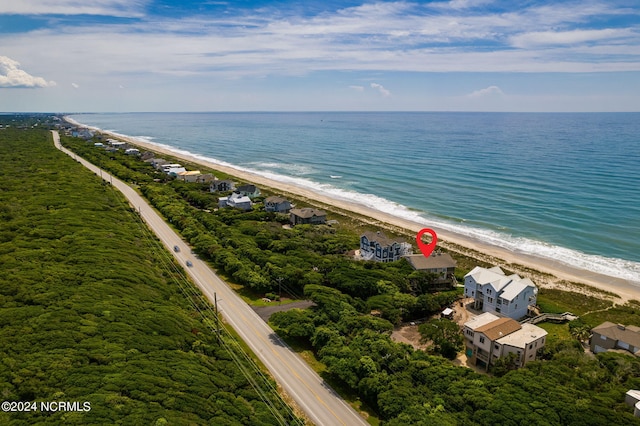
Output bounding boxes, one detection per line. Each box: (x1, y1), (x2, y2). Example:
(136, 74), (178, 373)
(464, 312), (500, 331)
(592, 322), (640, 348)
(496, 323), (547, 348)
(177, 170), (202, 176)
(466, 265), (537, 301)
(404, 253), (456, 270)
(290, 208), (326, 218)
(265, 196), (289, 204)
(499, 277), (536, 302)
(475, 317), (522, 341)
(237, 184), (258, 192)
(229, 192), (251, 201)
(361, 231), (405, 247)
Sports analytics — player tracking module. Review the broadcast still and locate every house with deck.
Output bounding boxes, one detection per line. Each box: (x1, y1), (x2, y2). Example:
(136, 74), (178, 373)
(236, 184), (261, 199)
(464, 266), (537, 320)
(463, 312), (547, 371)
(290, 208), (326, 226)
(264, 196), (292, 213)
(177, 170), (202, 183)
(210, 179), (236, 193)
(360, 231), (412, 263)
(219, 192), (252, 211)
(404, 252), (456, 287)
(590, 322), (640, 356)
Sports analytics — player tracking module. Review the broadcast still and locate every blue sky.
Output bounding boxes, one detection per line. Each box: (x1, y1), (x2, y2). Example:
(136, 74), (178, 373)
(1, 0), (639, 112)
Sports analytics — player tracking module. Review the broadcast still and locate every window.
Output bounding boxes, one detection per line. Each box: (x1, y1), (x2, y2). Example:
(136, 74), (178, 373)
(479, 337), (485, 344)
(529, 344), (533, 350)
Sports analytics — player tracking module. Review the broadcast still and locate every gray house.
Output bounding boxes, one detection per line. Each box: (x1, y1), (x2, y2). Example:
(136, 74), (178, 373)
(404, 252), (457, 286)
(290, 208), (326, 225)
(264, 196), (292, 213)
(236, 184), (261, 199)
(590, 322), (640, 356)
(210, 179), (236, 192)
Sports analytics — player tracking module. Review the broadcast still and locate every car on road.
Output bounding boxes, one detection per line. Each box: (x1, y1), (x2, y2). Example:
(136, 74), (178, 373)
(174, 245), (180, 252)
(186, 260), (193, 267)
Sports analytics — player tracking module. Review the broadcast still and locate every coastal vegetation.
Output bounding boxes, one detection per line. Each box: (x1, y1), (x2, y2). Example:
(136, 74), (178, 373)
(0, 119), (296, 425)
(54, 120), (640, 424)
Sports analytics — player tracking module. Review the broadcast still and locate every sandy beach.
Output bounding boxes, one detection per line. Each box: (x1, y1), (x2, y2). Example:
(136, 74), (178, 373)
(66, 118), (640, 303)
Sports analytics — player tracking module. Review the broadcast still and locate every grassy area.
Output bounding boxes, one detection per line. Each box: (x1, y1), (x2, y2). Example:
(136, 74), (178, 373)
(537, 322), (572, 347)
(0, 121), (296, 425)
(537, 288), (614, 315)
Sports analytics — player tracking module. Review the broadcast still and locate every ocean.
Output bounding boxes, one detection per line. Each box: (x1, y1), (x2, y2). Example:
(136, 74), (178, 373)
(69, 112), (640, 285)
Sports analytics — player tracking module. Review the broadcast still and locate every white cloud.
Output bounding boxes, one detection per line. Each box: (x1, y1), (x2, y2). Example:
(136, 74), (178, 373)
(0, 0), (148, 17)
(0, 56), (56, 88)
(430, 0), (497, 11)
(468, 85), (503, 98)
(71, 83), (80, 89)
(349, 85), (364, 91)
(510, 29), (632, 48)
(371, 83), (391, 97)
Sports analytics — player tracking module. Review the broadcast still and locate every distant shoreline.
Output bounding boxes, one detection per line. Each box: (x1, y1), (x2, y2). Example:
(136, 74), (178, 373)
(64, 116), (640, 303)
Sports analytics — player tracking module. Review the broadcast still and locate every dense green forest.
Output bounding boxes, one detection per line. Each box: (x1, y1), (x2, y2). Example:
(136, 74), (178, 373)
(0, 117), (297, 425)
(56, 118), (640, 425)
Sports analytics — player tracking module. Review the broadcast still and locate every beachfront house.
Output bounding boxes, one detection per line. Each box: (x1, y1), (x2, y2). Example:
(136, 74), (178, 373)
(236, 184), (261, 199)
(218, 192), (252, 211)
(264, 196), (292, 213)
(124, 148), (140, 156)
(463, 312), (547, 371)
(464, 266), (538, 320)
(140, 151), (155, 161)
(177, 170), (202, 183)
(360, 231), (412, 263)
(195, 173), (216, 184)
(166, 166), (187, 177)
(290, 208), (326, 226)
(162, 163), (184, 174)
(590, 322), (640, 356)
(151, 158), (168, 169)
(107, 139), (127, 150)
(210, 179), (236, 193)
(404, 252), (457, 287)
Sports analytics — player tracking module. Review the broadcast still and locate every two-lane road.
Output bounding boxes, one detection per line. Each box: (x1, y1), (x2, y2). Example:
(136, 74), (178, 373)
(52, 131), (367, 426)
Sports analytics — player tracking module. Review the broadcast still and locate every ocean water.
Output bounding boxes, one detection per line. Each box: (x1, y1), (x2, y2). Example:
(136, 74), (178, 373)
(69, 112), (640, 284)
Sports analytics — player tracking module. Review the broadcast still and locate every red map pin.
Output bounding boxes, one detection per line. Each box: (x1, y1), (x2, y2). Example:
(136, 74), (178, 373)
(416, 228), (438, 258)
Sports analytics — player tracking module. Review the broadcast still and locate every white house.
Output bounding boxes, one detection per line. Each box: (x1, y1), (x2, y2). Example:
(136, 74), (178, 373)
(463, 312), (547, 371)
(464, 266), (537, 320)
(219, 192), (252, 211)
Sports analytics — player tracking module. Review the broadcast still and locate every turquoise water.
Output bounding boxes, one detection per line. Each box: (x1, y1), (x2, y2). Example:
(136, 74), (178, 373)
(69, 112), (640, 283)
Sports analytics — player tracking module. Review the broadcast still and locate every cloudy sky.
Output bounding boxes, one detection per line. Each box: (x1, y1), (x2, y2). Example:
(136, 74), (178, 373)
(1, 0), (639, 112)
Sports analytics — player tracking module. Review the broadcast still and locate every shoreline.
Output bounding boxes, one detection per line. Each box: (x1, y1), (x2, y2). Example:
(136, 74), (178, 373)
(65, 116), (640, 303)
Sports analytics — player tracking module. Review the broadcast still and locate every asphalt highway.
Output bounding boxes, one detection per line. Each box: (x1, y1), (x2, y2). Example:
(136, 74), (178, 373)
(52, 131), (368, 426)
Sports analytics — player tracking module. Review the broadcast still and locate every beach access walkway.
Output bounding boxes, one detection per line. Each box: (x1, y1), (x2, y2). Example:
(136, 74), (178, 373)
(52, 131), (368, 426)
